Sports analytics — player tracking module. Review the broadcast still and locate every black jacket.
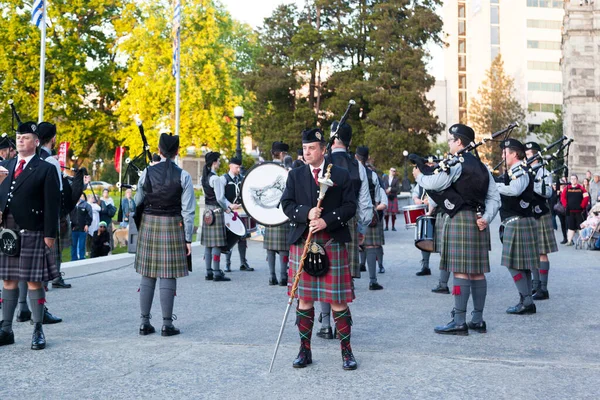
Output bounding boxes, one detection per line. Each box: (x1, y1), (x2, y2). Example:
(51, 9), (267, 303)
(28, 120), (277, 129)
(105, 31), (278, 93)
(70, 201), (93, 232)
(281, 161), (356, 245)
(0, 155), (60, 237)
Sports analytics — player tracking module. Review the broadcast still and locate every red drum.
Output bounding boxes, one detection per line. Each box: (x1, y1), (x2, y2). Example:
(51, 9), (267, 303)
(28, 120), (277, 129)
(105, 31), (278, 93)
(402, 204), (427, 228)
(239, 212), (257, 237)
(415, 215), (435, 252)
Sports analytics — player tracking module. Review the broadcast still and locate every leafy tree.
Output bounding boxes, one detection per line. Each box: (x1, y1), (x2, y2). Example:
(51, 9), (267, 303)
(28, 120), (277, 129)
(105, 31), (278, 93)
(534, 109), (563, 146)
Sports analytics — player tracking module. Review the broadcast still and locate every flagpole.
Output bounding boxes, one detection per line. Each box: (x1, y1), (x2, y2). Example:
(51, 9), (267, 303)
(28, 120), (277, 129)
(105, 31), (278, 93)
(37, 1), (47, 123)
(118, 148), (123, 189)
(175, 26), (181, 137)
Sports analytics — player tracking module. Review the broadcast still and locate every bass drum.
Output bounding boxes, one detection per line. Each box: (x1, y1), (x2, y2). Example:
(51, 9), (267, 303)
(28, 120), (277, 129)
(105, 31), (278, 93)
(240, 162), (290, 227)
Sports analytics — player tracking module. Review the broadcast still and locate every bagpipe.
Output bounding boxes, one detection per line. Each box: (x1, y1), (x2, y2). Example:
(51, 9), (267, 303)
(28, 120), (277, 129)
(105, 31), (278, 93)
(326, 99), (356, 154)
(508, 136), (573, 181)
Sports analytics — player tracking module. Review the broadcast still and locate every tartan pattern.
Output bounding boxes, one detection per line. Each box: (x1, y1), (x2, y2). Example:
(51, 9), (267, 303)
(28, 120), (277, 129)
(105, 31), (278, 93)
(287, 231), (354, 304)
(433, 212), (445, 254)
(501, 217), (540, 271)
(263, 223), (291, 251)
(364, 210), (385, 246)
(347, 217), (360, 278)
(537, 213), (558, 254)
(135, 214), (189, 278)
(0, 214), (58, 282)
(439, 210), (490, 274)
(385, 197), (399, 215)
(200, 204), (227, 247)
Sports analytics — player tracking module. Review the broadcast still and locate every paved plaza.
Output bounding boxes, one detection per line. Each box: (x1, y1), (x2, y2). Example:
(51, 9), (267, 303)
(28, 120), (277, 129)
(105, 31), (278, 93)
(1, 219), (599, 399)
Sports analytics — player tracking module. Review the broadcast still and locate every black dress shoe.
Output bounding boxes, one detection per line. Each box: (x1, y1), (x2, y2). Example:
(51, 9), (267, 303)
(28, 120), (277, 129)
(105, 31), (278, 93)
(224, 265), (232, 273)
(213, 275), (231, 282)
(434, 320), (469, 336)
(378, 266), (385, 274)
(560, 239), (567, 244)
(240, 264), (254, 271)
(416, 268), (431, 276)
(52, 276), (72, 289)
(369, 282), (384, 290)
(0, 326), (15, 347)
(506, 302), (536, 315)
(384, 227), (389, 231)
(467, 320), (487, 333)
(392, 227), (397, 231)
(31, 323), (46, 350)
(279, 279), (288, 287)
(292, 346), (312, 368)
(316, 327), (333, 339)
(359, 264), (366, 272)
(161, 325), (181, 337)
(269, 276), (279, 286)
(139, 323), (156, 335)
(532, 289), (549, 300)
(431, 284), (450, 294)
(342, 348), (358, 370)
(205, 274), (214, 281)
(16, 309), (32, 322)
(42, 307), (62, 324)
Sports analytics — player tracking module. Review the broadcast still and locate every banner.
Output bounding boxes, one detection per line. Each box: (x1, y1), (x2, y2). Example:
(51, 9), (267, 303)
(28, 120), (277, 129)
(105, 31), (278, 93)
(115, 146), (126, 173)
(58, 141), (69, 168)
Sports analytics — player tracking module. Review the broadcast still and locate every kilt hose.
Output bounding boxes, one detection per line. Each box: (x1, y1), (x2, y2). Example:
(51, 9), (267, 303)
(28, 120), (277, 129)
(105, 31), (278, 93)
(263, 223), (291, 252)
(135, 214), (189, 279)
(347, 217), (360, 278)
(433, 212), (445, 254)
(287, 231), (354, 304)
(536, 213), (558, 254)
(200, 204), (227, 248)
(501, 217), (540, 271)
(364, 214), (385, 247)
(385, 197), (399, 216)
(439, 210), (491, 274)
(0, 213), (58, 282)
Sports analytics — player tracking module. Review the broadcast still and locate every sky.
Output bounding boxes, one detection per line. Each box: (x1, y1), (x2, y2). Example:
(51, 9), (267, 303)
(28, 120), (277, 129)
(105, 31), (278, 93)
(219, 0), (444, 80)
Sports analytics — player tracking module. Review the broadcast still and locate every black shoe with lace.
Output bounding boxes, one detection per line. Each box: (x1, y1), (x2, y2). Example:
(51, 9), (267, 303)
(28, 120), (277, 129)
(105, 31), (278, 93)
(42, 307), (62, 325)
(532, 289), (549, 301)
(269, 276), (279, 286)
(240, 264), (254, 271)
(292, 346), (312, 368)
(31, 323), (46, 350)
(378, 266), (385, 274)
(431, 284), (450, 294)
(52, 273), (72, 289)
(506, 302), (536, 315)
(369, 282), (384, 290)
(434, 310), (468, 336)
(205, 274), (214, 281)
(139, 314), (155, 335)
(467, 320), (487, 333)
(279, 278), (288, 287)
(341, 347), (358, 370)
(316, 327), (333, 339)
(0, 323), (15, 347)
(161, 315), (180, 336)
(416, 268), (431, 276)
(17, 309), (32, 322)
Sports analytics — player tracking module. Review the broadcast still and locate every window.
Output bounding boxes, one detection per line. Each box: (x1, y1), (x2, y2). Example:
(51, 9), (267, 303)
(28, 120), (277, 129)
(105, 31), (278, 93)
(459, 91), (468, 108)
(491, 26), (500, 45)
(491, 6), (499, 24)
(458, 20), (466, 36)
(528, 0), (563, 7)
(528, 82), (562, 92)
(528, 60), (560, 71)
(527, 0), (538, 5)
(458, 55), (466, 71)
(458, 38), (466, 54)
(491, 0), (499, 3)
(458, 3), (465, 18)
(527, 19), (562, 29)
(459, 74), (467, 89)
(527, 40), (561, 50)
(528, 103), (562, 112)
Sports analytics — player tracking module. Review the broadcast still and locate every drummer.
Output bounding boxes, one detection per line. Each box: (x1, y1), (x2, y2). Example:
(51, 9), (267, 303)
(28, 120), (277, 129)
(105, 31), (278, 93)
(412, 182), (433, 277)
(221, 157), (253, 273)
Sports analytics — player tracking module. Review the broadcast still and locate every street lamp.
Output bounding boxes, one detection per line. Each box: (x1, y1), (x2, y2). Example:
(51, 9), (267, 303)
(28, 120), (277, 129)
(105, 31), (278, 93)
(233, 106), (244, 160)
(401, 150), (411, 192)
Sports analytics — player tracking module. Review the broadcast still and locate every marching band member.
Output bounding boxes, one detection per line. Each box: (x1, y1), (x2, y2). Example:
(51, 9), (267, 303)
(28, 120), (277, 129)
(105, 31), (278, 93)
(412, 183), (432, 277)
(383, 167), (400, 231)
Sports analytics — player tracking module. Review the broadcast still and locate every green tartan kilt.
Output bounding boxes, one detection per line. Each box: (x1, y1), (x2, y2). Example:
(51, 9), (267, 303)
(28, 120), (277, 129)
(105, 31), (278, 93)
(501, 217), (540, 271)
(263, 223), (291, 251)
(440, 210), (490, 274)
(135, 214), (189, 278)
(364, 211), (385, 246)
(536, 213), (558, 254)
(200, 204), (227, 248)
(433, 212), (445, 254)
(347, 217), (360, 278)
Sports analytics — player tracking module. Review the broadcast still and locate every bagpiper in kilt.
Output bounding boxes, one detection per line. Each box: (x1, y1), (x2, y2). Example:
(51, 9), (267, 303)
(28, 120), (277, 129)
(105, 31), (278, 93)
(265, 142), (292, 287)
(525, 142), (558, 301)
(382, 167), (401, 230)
(281, 128), (358, 370)
(135, 133), (196, 337)
(355, 146), (386, 291)
(201, 151), (231, 282)
(416, 124), (500, 336)
(316, 123), (372, 340)
(497, 139), (540, 316)
(0, 121), (61, 350)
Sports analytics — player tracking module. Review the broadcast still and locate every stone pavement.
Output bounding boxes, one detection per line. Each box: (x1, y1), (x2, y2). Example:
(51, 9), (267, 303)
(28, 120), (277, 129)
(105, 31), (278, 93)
(1, 219), (599, 399)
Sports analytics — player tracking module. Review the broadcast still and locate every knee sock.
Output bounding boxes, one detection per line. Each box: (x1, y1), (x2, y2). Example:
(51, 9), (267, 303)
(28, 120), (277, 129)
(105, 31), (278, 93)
(279, 251), (289, 280)
(1, 288), (19, 333)
(366, 248), (378, 283)
(204, 246), (212, 275)
(376, 247), (384, 268)
(296, 307), (314, 349)
(333, 308), (352, 352)
(509, 268), (533, 306)
(319, 302), (331, 329)
(267, 250), (276, 278)
(28, 288), (46, 324)
(525, 270), (533, 296)
(470, 279), (487, 323)
(385, 215), (390, 228)
(139, 276), (156, 324)
(18, 281), (30, 312)
(439, 270), (450, 288)
(159, 278), (177, 327)
(391, 215), (396, 228)
(452, 278), (471, 325)
(211, 248), (222, 275)
(532, 268), (540, 291)
(225, 248), (233, 268)
(540, 261), (550, 291)
(359, 250), (366, 267)
(238, 240), (248, 266)
(421, 251), (431, 270)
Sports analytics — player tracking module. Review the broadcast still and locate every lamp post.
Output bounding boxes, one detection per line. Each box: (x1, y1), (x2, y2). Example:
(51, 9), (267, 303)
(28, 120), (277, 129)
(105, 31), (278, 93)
(233, 106), (244, 160)
(401, 150), (411, 192)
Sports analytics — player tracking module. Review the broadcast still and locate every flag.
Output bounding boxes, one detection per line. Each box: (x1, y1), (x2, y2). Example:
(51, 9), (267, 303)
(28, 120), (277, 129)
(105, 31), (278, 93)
(172, 0), (181, 77)
(114, 146), (126, 173)
(58, 142), (69, 168)
(31, 0), (44, 29)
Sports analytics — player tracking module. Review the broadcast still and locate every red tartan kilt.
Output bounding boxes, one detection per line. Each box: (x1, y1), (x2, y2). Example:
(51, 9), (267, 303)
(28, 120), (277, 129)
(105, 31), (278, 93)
(287, 231), (354, 304)
(386, 197), (399, 215)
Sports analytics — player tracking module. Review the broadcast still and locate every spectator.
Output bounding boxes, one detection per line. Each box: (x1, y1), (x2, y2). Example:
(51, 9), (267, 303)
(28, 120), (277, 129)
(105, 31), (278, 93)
(120, 188), (136, 228)
(70, 194), (92, 261)
(99, 188), (117, 248)
(86, 194), (101, 256)
(583, 178), (592, 217)
(549, 182), (559, 231)
(91, 221), (111, 257)
(589, 173), (600, 207)
(556, 178), (569, 244)
(561, 174), (590, 246)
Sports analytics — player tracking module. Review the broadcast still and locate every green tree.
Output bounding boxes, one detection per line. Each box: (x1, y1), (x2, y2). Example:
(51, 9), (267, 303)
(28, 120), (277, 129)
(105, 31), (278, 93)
(534, 109), (563, 146)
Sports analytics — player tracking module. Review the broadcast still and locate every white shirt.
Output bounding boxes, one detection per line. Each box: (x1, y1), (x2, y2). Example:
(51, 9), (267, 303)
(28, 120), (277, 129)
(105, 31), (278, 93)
(309, 160), (326, 180)
(388, 175), (393, 186)
(15, 154), (35, 171)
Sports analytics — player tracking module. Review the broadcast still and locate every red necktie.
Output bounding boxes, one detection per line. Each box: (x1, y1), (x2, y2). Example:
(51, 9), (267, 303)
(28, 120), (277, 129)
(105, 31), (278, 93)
(313, 168), (321, 186)
(14, 159), (26, 179)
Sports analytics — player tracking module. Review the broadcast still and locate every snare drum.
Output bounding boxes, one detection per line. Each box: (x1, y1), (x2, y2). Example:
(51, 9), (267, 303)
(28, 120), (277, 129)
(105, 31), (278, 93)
(239, 212), (257, 236)
(415, 215), (435, 252)
(221, 212), (247, 253)
(402, 204), (427, 228)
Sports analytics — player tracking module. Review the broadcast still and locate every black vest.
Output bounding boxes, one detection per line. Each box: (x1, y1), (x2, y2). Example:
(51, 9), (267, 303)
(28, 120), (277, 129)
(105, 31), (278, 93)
(143, 160), (183, 216)
(531, 168), (550, 218)
(201, 169), (218, 206)
(327, 151), (362, 199)
(223, 173), (241, 204)
(499, 167), (535, 221)
(366, 167), (376, 206)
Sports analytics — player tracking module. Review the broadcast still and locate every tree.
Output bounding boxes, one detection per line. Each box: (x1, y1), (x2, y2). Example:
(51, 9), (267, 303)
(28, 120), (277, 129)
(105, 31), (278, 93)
(469, 54), (526, 167)
(534, 109), (563, 146)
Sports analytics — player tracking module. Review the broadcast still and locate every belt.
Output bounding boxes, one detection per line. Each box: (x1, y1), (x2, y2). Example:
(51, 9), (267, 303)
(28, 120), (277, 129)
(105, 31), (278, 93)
(501, 216), (520, 227)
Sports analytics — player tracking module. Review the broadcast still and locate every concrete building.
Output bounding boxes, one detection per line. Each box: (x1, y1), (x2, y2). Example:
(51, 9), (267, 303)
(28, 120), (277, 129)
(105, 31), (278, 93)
(562, 1), (600, 175)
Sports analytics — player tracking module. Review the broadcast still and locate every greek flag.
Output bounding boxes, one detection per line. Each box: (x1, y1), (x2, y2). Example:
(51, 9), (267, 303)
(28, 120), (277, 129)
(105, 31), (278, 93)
(172, 1), (181, 77)
(31, 0), (44, 29)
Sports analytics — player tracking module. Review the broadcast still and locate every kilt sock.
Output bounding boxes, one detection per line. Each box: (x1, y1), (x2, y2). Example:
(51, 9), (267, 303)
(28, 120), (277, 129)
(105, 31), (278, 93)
(159, 278), (176, 327)
(391, 215), (396, 229)
(366, 248), (378, 283)
(452, 278), (471, 325)
(421, 251), (431, 270)
(532, 268), (541, 292)
(319, 302), (331, 329)
(28, 288), (45, 324)
(139, 276), (156, 324)
(333, 308), (352, 351)
(1, 288), (19, 333)
(204, 246), (212, 275)
(526, 271), (533, 297)
(376, 247), (384, 268)
(509, 269), (533, 306)
(439, 270), (450, 289)
(18, 281), (30, 312)
(238, 240), (248, 266)
(359, 249), (366, 270)
(279, 251), (289, 280)
(225, 247), (233, 268)
(211, 248), (223, 276)
(384, 215), (390, 229)
(296, 307), (314, 349)
(470, 279), (487, 324)
(540, 261), (550, 290)
(267, 250), (276, 278)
